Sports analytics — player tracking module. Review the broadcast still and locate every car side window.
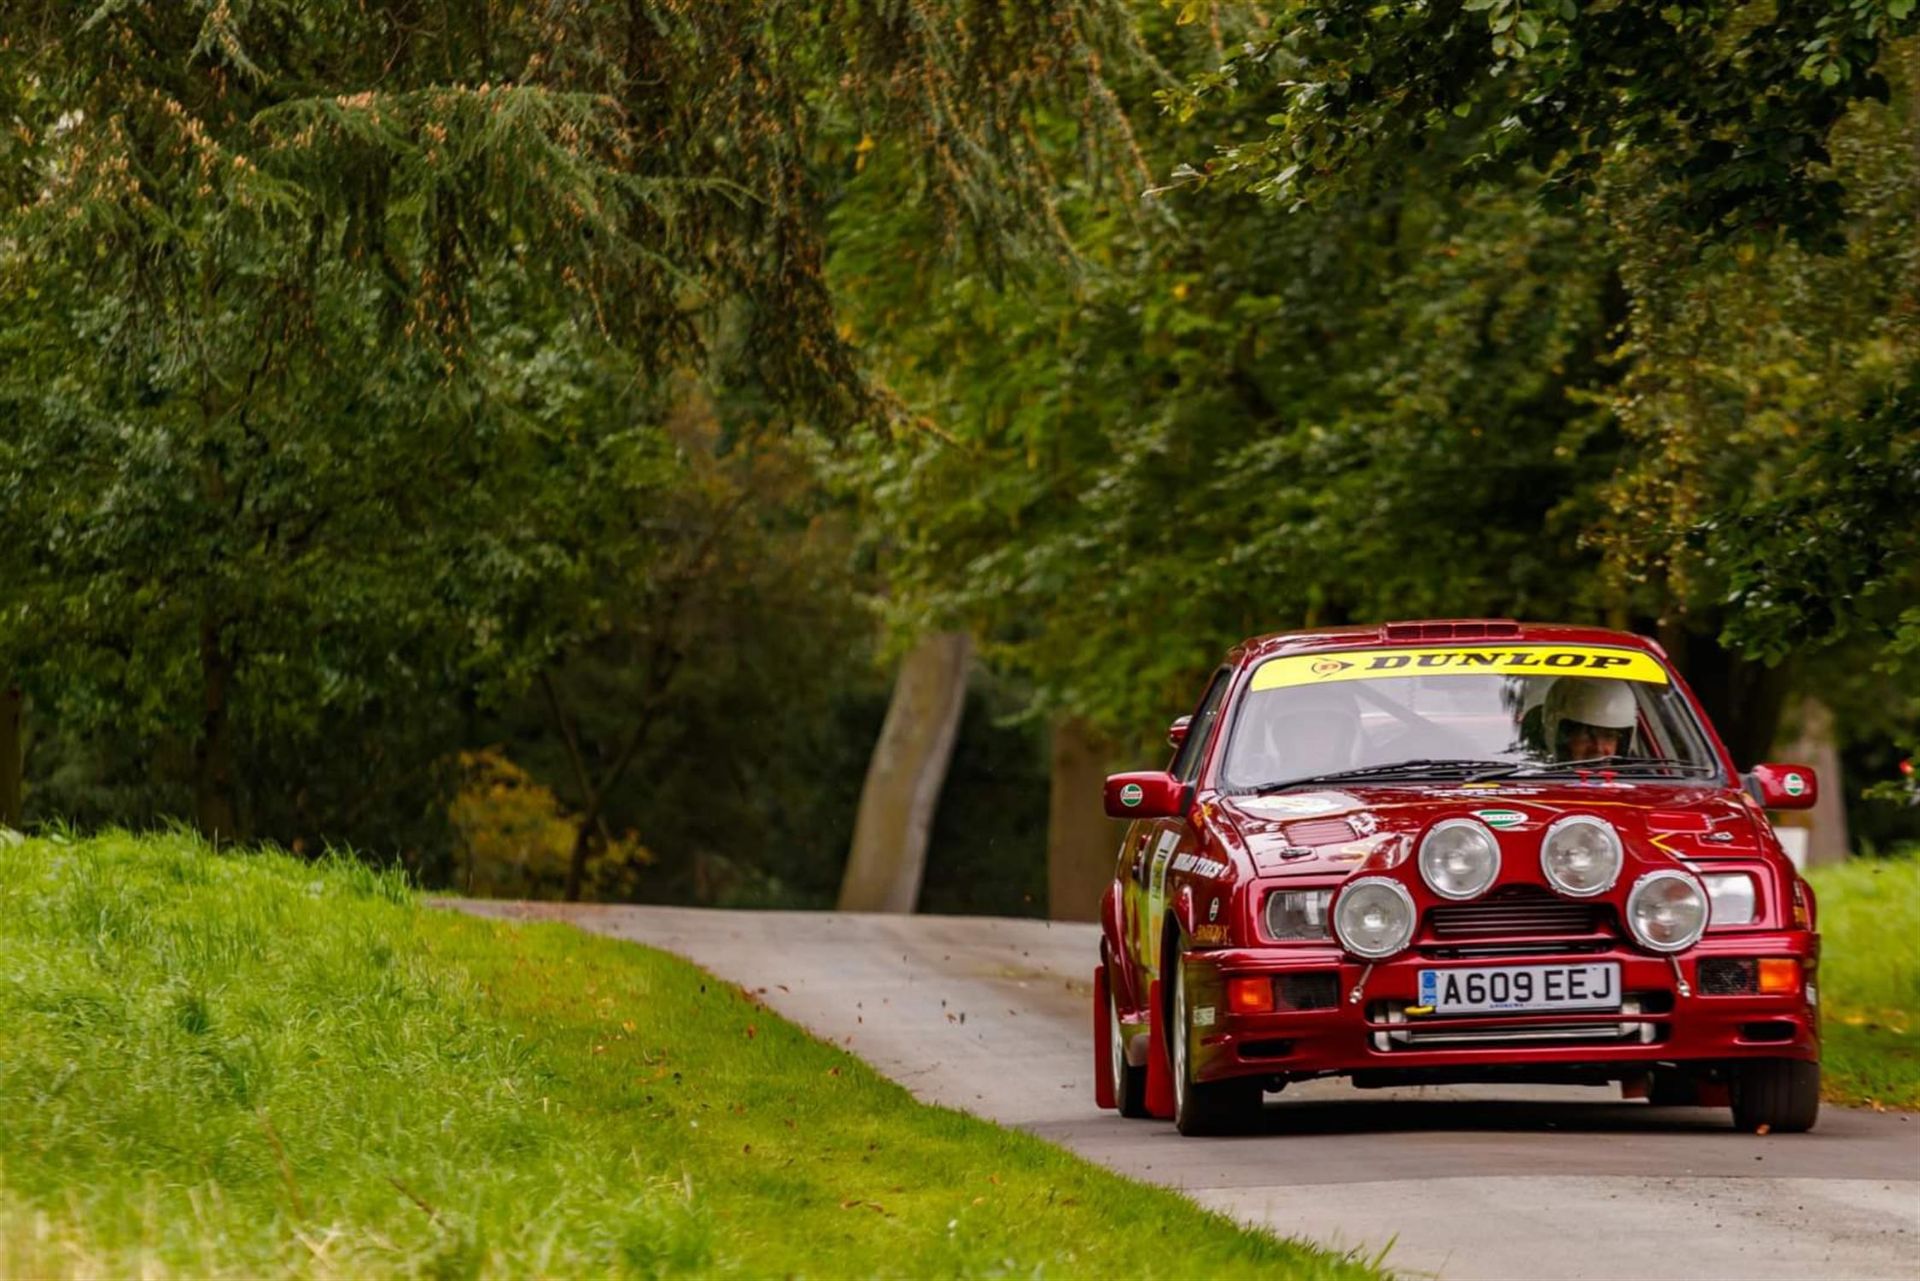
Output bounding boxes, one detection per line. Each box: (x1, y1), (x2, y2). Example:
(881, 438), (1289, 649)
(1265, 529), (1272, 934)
(1171, 670), (1232, 784)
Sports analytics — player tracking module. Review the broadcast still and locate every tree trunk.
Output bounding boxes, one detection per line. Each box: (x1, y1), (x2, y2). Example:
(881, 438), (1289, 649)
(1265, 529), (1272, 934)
(0, 684), (21, 828)
(837, 631), (971, 913)
(543, 672), (625, 903)
(1047, 714), (1118, 922)
(1660, 626), (1792, 771)
(1776, 697), (1851, 867)
(195, 618), (240, 841)
(562, 818), (596, 903)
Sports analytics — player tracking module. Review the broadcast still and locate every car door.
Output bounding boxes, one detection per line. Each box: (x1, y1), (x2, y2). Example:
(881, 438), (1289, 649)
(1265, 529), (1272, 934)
(1134, 669), (1232, 978)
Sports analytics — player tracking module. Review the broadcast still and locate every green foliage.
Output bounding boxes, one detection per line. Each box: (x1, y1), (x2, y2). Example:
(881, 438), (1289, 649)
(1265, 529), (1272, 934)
(0, 0), (1164, 874)
(841, 9), (1919, 813)
(449, 748), (654, 899)
(1162, 0), (1917, 246)
(834, 23), (1623, 743)
(3, 0), (1916, 890)
(0, 830), (1381, 1277)
(469, 412), (893, 907)
(1590, 46), (1920, 662)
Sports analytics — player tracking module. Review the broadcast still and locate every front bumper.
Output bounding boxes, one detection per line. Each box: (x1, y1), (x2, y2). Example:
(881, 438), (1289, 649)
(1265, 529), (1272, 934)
(1181, 932), (1819, 1086)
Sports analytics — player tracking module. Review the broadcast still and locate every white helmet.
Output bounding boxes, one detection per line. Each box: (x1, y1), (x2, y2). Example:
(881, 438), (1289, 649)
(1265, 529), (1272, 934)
(1543, 678), (1636, 754)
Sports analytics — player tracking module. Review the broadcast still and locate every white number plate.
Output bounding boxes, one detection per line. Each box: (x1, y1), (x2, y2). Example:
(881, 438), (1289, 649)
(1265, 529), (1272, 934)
(1418, 963), (1620, 1014)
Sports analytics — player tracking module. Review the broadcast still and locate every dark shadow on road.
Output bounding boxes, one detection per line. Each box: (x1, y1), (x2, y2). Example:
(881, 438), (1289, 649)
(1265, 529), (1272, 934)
(1025, 1087), (1915, 1185)
(1235, 1095), (1735, 1138)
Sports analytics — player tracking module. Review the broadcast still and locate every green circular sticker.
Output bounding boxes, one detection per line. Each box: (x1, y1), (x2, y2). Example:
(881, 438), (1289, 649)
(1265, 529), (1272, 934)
(1475, 808), (1526, 830)
(1119, 783), (1144, 808)
(1783, 772), (1807, 797)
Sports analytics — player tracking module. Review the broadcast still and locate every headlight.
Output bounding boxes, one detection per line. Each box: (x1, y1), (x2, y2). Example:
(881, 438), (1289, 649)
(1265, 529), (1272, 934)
(1540, 815), (1623, 898)
(1265, 889), (1333, 941)
(1419, 819), (1501, 900)
(1626, 869), (1708, 953)
(1333, 877), (1417, 959)
(1701, 872), (1757, 926)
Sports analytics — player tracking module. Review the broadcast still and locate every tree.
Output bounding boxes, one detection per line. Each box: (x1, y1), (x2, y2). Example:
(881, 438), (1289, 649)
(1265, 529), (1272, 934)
(1161, 0), (1917, 247)
(0, 0), (1150, 845)
(833, 28), (1620, 742)
(838, 6), (1918, 845)
(0, 686), (20, 828)
(836, 632), (972, 912)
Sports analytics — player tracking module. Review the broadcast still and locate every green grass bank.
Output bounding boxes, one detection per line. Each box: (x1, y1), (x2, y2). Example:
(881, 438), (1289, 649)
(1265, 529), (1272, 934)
(0, 831), (1376, 1279)
(1809, 853), (1920, 1109)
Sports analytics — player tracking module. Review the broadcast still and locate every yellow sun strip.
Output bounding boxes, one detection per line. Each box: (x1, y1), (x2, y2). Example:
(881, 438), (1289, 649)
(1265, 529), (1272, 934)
(1250, 646), (1671, 692)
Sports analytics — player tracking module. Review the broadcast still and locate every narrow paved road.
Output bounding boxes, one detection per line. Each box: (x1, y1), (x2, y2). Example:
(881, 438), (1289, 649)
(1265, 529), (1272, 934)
(449, 901), (1920, 1281)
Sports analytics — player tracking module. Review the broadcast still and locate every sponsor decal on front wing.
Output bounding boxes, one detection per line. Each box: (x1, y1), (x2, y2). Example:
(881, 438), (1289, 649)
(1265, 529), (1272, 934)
(1171, 851), (1229, 877)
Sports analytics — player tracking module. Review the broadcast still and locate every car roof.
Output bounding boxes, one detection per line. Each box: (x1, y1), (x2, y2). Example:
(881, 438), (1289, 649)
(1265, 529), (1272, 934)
(1224, 619), (1668, 668)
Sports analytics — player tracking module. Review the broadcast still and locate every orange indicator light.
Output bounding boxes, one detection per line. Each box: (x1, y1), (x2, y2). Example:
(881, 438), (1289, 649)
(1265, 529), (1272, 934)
(1757, 957), (1800, 994)
(1226, 977), (1275, 1014)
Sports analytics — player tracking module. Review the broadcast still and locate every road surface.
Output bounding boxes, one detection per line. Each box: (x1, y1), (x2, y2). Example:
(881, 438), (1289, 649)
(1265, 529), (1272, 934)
(448, 901), (1920, 1281)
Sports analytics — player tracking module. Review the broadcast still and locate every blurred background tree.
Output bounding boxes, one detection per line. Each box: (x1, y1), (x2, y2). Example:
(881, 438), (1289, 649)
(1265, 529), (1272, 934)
(1, 0), (1914, 909)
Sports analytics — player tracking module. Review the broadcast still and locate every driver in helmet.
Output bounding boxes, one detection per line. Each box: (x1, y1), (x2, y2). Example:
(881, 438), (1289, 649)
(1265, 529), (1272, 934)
(1542, 678), (1637, 761)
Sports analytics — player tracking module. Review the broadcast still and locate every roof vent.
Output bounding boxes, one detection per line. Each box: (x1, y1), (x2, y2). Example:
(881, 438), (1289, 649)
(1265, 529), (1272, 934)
(1380, 619), (1521, 642)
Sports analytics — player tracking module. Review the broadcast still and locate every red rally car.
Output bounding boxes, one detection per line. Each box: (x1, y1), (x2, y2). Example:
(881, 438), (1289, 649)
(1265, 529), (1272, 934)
(1093, 620), (1822, 1136)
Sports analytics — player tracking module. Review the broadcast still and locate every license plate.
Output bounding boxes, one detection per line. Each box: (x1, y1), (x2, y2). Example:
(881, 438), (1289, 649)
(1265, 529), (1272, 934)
(1418, 963), (1621, 1014)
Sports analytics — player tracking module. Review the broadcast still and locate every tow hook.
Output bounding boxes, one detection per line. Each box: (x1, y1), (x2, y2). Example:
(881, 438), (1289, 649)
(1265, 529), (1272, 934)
(1668, 954), (1692, 998)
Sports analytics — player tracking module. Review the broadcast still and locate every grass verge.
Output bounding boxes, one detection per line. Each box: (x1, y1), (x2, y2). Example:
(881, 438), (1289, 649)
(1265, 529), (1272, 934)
(1809, 853), (1920, 1109)
(0, 830), (1380, 1278)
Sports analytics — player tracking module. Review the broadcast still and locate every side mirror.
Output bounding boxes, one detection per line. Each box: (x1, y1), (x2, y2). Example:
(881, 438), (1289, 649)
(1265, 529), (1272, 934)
(1104, 770), (1188, 820)
(1167, 716), (1191, 750)
(1747, 763), (1818, 811)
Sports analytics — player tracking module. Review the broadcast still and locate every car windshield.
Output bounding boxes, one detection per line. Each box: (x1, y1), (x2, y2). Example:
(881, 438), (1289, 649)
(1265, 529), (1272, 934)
(1219, 644), (1723, 791)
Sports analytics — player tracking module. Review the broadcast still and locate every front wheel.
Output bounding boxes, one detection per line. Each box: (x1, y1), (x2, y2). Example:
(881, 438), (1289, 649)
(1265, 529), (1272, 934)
(1731, 1058), (1820, 1133)
(1170, 954), (1261, 1136)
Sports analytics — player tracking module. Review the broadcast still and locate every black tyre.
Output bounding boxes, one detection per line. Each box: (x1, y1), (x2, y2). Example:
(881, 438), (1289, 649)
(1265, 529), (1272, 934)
(1731, 1058), (1820, 1133)
(1105, 954), (1149, 1118)
(1170, 954), (1261, 1136)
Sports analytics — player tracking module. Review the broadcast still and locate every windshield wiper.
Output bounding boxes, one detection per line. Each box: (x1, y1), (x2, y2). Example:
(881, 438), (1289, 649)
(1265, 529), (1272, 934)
(1482, 755), (1720, 780)
(1240, 759), (1520, 794)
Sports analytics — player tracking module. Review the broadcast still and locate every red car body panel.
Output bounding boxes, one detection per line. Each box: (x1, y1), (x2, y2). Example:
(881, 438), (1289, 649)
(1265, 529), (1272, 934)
(1100, 621), (1820, 1092)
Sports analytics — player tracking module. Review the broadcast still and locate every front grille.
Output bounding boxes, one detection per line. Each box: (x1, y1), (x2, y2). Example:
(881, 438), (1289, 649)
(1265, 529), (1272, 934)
(1426, 886), (1609, 941)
